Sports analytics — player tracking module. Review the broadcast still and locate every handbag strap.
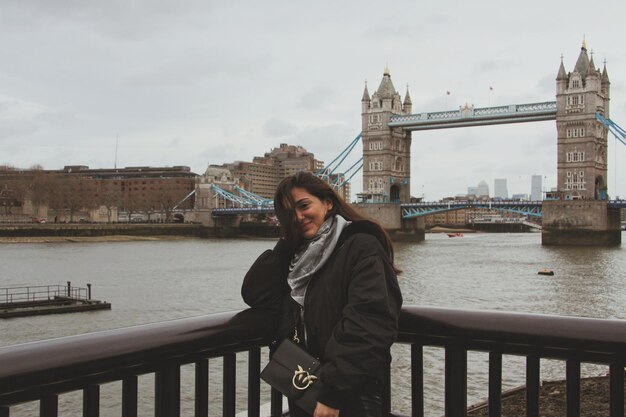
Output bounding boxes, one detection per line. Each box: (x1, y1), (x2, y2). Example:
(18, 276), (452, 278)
(291, 302), (303, 345)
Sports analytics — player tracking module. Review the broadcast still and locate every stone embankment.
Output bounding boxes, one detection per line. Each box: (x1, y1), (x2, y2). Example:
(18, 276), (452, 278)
(0, 223), (281, 242)
(467, 375), (626, 417)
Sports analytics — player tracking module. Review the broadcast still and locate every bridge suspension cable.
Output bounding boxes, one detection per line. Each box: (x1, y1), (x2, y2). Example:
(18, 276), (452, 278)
(172, 189), (196, 210)
(331, 157), (363, 189)
(316, 133), (362, 181)
(596, 112), (626, 147)
(210, 184), (258, 207)
(234, 186), (273, 206)
(315, 132), (363, 192)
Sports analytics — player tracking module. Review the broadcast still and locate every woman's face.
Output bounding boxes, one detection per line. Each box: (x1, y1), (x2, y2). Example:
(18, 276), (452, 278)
(290, 187), (333, 239)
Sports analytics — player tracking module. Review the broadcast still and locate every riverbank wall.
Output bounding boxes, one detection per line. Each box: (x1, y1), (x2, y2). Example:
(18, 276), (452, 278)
(427, 223), (536, 233)
(0, 223), (282, 240)
(0, 223), (204, 238)
(467, 374), (626, 417)
(0, 221), (537, 241)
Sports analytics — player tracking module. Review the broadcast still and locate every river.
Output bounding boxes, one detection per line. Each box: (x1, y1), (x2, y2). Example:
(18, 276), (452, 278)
(2, 232), (625, 416)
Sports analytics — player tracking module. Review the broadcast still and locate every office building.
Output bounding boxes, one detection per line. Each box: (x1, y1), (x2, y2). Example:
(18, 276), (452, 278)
(494, 178), (508, 200)
(477, 180), (490, 197)
(531, 175), (542, 201)
(210, 144), (350, 202)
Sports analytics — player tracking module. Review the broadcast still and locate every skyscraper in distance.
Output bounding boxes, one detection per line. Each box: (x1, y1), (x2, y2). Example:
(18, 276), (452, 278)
(494, 178), (508, 200)
(531, 175), (542, 201)
(477, 180), (490, 197)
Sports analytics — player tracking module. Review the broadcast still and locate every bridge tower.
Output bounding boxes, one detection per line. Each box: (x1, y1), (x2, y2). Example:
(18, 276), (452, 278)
(361, 67), (412, 203)
(543, 41), (620, 245)
(555, 40), (610, 200)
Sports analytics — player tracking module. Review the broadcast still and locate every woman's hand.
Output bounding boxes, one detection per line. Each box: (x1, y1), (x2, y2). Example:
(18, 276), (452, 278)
(313, 401), (339, 417)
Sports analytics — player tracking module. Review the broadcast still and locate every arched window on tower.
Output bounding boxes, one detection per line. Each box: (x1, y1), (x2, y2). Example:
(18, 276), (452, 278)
(394, 157), (402, 172)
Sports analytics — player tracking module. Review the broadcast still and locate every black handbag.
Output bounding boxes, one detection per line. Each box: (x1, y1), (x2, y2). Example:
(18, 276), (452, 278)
(260, 339), (321, 415)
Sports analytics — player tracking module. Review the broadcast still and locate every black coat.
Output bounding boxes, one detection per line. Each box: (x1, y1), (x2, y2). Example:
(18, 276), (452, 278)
(241, 220), (403, 409)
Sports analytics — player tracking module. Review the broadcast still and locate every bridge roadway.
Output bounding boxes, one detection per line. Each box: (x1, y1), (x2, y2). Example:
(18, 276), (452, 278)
(211, 199), (626, 219)
(401, 200), (543, 218)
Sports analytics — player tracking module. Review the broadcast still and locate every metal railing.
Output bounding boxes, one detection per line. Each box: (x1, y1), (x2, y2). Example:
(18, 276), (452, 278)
(1, 306), (625, 417)
(0, 282), (89, 305)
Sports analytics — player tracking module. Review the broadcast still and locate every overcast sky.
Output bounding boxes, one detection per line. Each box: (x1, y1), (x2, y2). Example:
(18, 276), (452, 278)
(1, 1), (625, 200)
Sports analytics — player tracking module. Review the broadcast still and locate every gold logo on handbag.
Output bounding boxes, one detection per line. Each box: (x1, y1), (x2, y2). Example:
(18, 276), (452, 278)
(292, 365), (318, 390)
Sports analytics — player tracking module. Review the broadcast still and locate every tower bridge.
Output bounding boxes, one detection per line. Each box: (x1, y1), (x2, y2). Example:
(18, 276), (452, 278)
(356, 41), (621, 245)
(199, 41), (622, 245)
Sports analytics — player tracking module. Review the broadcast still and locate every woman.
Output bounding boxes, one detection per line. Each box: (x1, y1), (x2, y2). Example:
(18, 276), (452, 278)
(242, 171), (402, 417)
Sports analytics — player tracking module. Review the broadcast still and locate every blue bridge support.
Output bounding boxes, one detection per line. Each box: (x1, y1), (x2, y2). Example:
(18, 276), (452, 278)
(401, 200), (543, 219)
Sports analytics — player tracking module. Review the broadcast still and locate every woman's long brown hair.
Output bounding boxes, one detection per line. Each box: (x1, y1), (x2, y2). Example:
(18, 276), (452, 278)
(274, 171), (399, 272)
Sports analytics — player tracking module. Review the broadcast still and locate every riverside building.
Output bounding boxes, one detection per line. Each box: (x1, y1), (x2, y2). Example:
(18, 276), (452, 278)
(207, 143), (350, 202)
(0, 165), (196, 223)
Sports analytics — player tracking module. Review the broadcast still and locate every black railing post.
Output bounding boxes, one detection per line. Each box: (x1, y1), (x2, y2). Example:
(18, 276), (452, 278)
(445, 346), (467, 417)
(566, 359), (580, 417)
(40, 393), (58, 417)
(223, 353), (236, 417)
(67, 281), (71, 297)
(195, 359), (209, 417)
(87, 284), (92, 300)
(270, 388), (282, 417)
(122, 376), (138, 417)
(411, 344), (424, 417)
(155, 364), (180, 417)
(247, 348), (261, 417)
(609, 363), (624, 417)
(488, 352), (502, 417)
(83, 384), (100, 417)
(525, 355), (540, 417)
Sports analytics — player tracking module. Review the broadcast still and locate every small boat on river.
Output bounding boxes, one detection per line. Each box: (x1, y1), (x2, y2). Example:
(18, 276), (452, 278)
(447, 233), (464, 238)
(538, 269), (555, 276)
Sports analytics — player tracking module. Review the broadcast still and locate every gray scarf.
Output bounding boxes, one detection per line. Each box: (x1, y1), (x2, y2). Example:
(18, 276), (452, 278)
(287, 214), (351, 306)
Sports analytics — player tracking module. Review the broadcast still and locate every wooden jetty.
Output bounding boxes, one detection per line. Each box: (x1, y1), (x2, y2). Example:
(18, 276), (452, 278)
(1, 282), (111, 318)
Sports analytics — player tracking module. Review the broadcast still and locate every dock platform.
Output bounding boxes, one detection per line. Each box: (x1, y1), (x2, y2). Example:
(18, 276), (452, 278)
(1, 282), (111, 318)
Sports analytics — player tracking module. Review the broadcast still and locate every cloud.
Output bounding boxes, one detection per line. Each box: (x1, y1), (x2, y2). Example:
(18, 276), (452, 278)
(471, 59), (516, 75)
(262, 118), (297, 137)
(1, 1), (625, 200)
(289, 123), (355, 157)
(297, 85), (335, 111)
(537, 74), (556, 95)
(0, 96), (79, 141)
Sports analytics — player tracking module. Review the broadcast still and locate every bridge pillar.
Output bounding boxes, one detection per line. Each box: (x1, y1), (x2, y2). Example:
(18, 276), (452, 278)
(354, 203), (424, 242)
(544, 41), (618, 246)
(360, 67), (412, 204)
(555, 41), (610, 201)
(542, 201), (621, 246)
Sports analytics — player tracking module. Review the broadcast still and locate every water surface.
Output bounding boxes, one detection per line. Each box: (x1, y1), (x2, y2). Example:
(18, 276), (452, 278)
(2, 233), (625, 415)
